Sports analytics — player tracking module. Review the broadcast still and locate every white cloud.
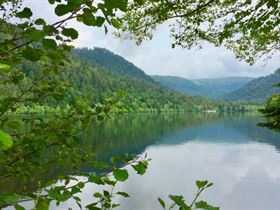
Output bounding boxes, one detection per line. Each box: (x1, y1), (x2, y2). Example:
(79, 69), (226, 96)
(24, 0), (280, 79)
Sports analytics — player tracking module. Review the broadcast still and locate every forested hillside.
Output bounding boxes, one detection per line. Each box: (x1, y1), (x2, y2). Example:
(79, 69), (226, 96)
(3, 48), (230, 113)
(151, 75), (253, 98)
(70, 48), (222, 112)
(1, 47), (259, 113)
(74, 48), (154, 83)
(223, 69), (280, 103)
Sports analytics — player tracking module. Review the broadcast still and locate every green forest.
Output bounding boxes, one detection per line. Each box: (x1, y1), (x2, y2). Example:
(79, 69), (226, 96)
(0, 0), (279, 210)
(1, 46), (260, 115)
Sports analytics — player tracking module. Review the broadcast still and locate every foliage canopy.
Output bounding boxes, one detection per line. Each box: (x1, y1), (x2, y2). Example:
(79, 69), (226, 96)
(119, 0), (280, 64)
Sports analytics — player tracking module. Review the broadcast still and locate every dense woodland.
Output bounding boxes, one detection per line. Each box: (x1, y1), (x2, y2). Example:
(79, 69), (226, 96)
(1, 47), (260, 114)
(151, 75), (254, 99)
(223, 69), (280, 102)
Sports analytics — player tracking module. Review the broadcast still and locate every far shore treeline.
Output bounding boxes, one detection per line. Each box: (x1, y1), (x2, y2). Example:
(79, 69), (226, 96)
(2, 47), (264, 115)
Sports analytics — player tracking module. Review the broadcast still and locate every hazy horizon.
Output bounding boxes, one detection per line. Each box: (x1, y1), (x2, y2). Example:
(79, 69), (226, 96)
(149, 74), (257, 80)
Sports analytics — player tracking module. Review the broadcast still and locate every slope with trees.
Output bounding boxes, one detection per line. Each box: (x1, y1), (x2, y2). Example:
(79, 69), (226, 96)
(223, 69), (280, 103)
(151, 75), (253, 98)
(68, 48), (224, 112)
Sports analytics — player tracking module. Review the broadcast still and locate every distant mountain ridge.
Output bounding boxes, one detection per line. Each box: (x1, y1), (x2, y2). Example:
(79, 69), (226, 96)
(223, 70), (280, 103)
(75, 47), (279, 104)
(151, 75), (253, 98)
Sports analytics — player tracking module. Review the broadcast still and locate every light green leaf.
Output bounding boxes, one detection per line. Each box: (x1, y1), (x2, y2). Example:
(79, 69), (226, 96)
(196, 180), (208, 189)
(113, 168), (129, 181)
(35, 197), (50, 210)
(0, 130), (13, 150)
(3, 194), (23, 203)
(111, 18), (121, 29)
(30, 29), (45, 41)
(88, 175), (105, 185)
(132, 162), (147, 175)
(13, 204), (25, 210)
(0, 63), (11, 73)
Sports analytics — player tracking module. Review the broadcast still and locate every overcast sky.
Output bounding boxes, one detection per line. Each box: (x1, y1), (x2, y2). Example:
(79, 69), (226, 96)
(25, 0), (279, 79)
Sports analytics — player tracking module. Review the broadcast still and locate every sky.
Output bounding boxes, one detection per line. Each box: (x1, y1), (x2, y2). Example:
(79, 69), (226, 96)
(24, 0), (279, 79)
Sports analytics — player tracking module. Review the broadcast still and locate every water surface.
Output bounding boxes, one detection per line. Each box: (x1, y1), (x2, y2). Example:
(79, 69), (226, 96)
(57, 113), (280, 210)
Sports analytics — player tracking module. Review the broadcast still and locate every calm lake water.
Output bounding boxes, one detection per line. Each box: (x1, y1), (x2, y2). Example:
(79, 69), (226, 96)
(15, 113), (280, 209)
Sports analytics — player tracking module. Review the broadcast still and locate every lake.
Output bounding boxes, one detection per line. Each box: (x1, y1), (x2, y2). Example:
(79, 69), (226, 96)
(10, 113), (280, 210)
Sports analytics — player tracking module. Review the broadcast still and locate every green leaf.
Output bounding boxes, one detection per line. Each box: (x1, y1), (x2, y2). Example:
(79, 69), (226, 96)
(3, 194), (23, 203)
(29, 29), (45, 41)
(168, 195), (186, 207)
(112, 204), (120, 208)
(206, 182), (213, 188)
(0, 130), (13, 150)
(22, 47), (42, 62)
(132, 162), (147, 175)
(86, 203), (101, 210)
(103, 190), (110, 197)
(80, 10), (96, 26)
(267, 0), (277, 8)
(55, 4), (70, 16)
(93, 192), (102, 198)
(0, 63), (11, 73)
(195, 201), (220, 210)
(62, 28), (79, 39)
(158, 197), (166, 209)
(6, 119), (22, 130)
(35, 18), (46, 25)
(35, 197), (51, 210)
(13, 204), (25, 210)
(96, 17), (105, 27)
(116, 191), (129, 197)
(67, 0), (83, 9)
(88, 175), (105, 185)
(103, 177), (116, 186)
(113, 168), (129, 181)
(105, 0), (128, 12)
(196, 180), (208, 189)
(42, 39), (57, 49)
(111, 18), (121, 29)
(77, 182), (85, 189)
(135, 0), (146, 5)
(16, 7), (32, 18)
